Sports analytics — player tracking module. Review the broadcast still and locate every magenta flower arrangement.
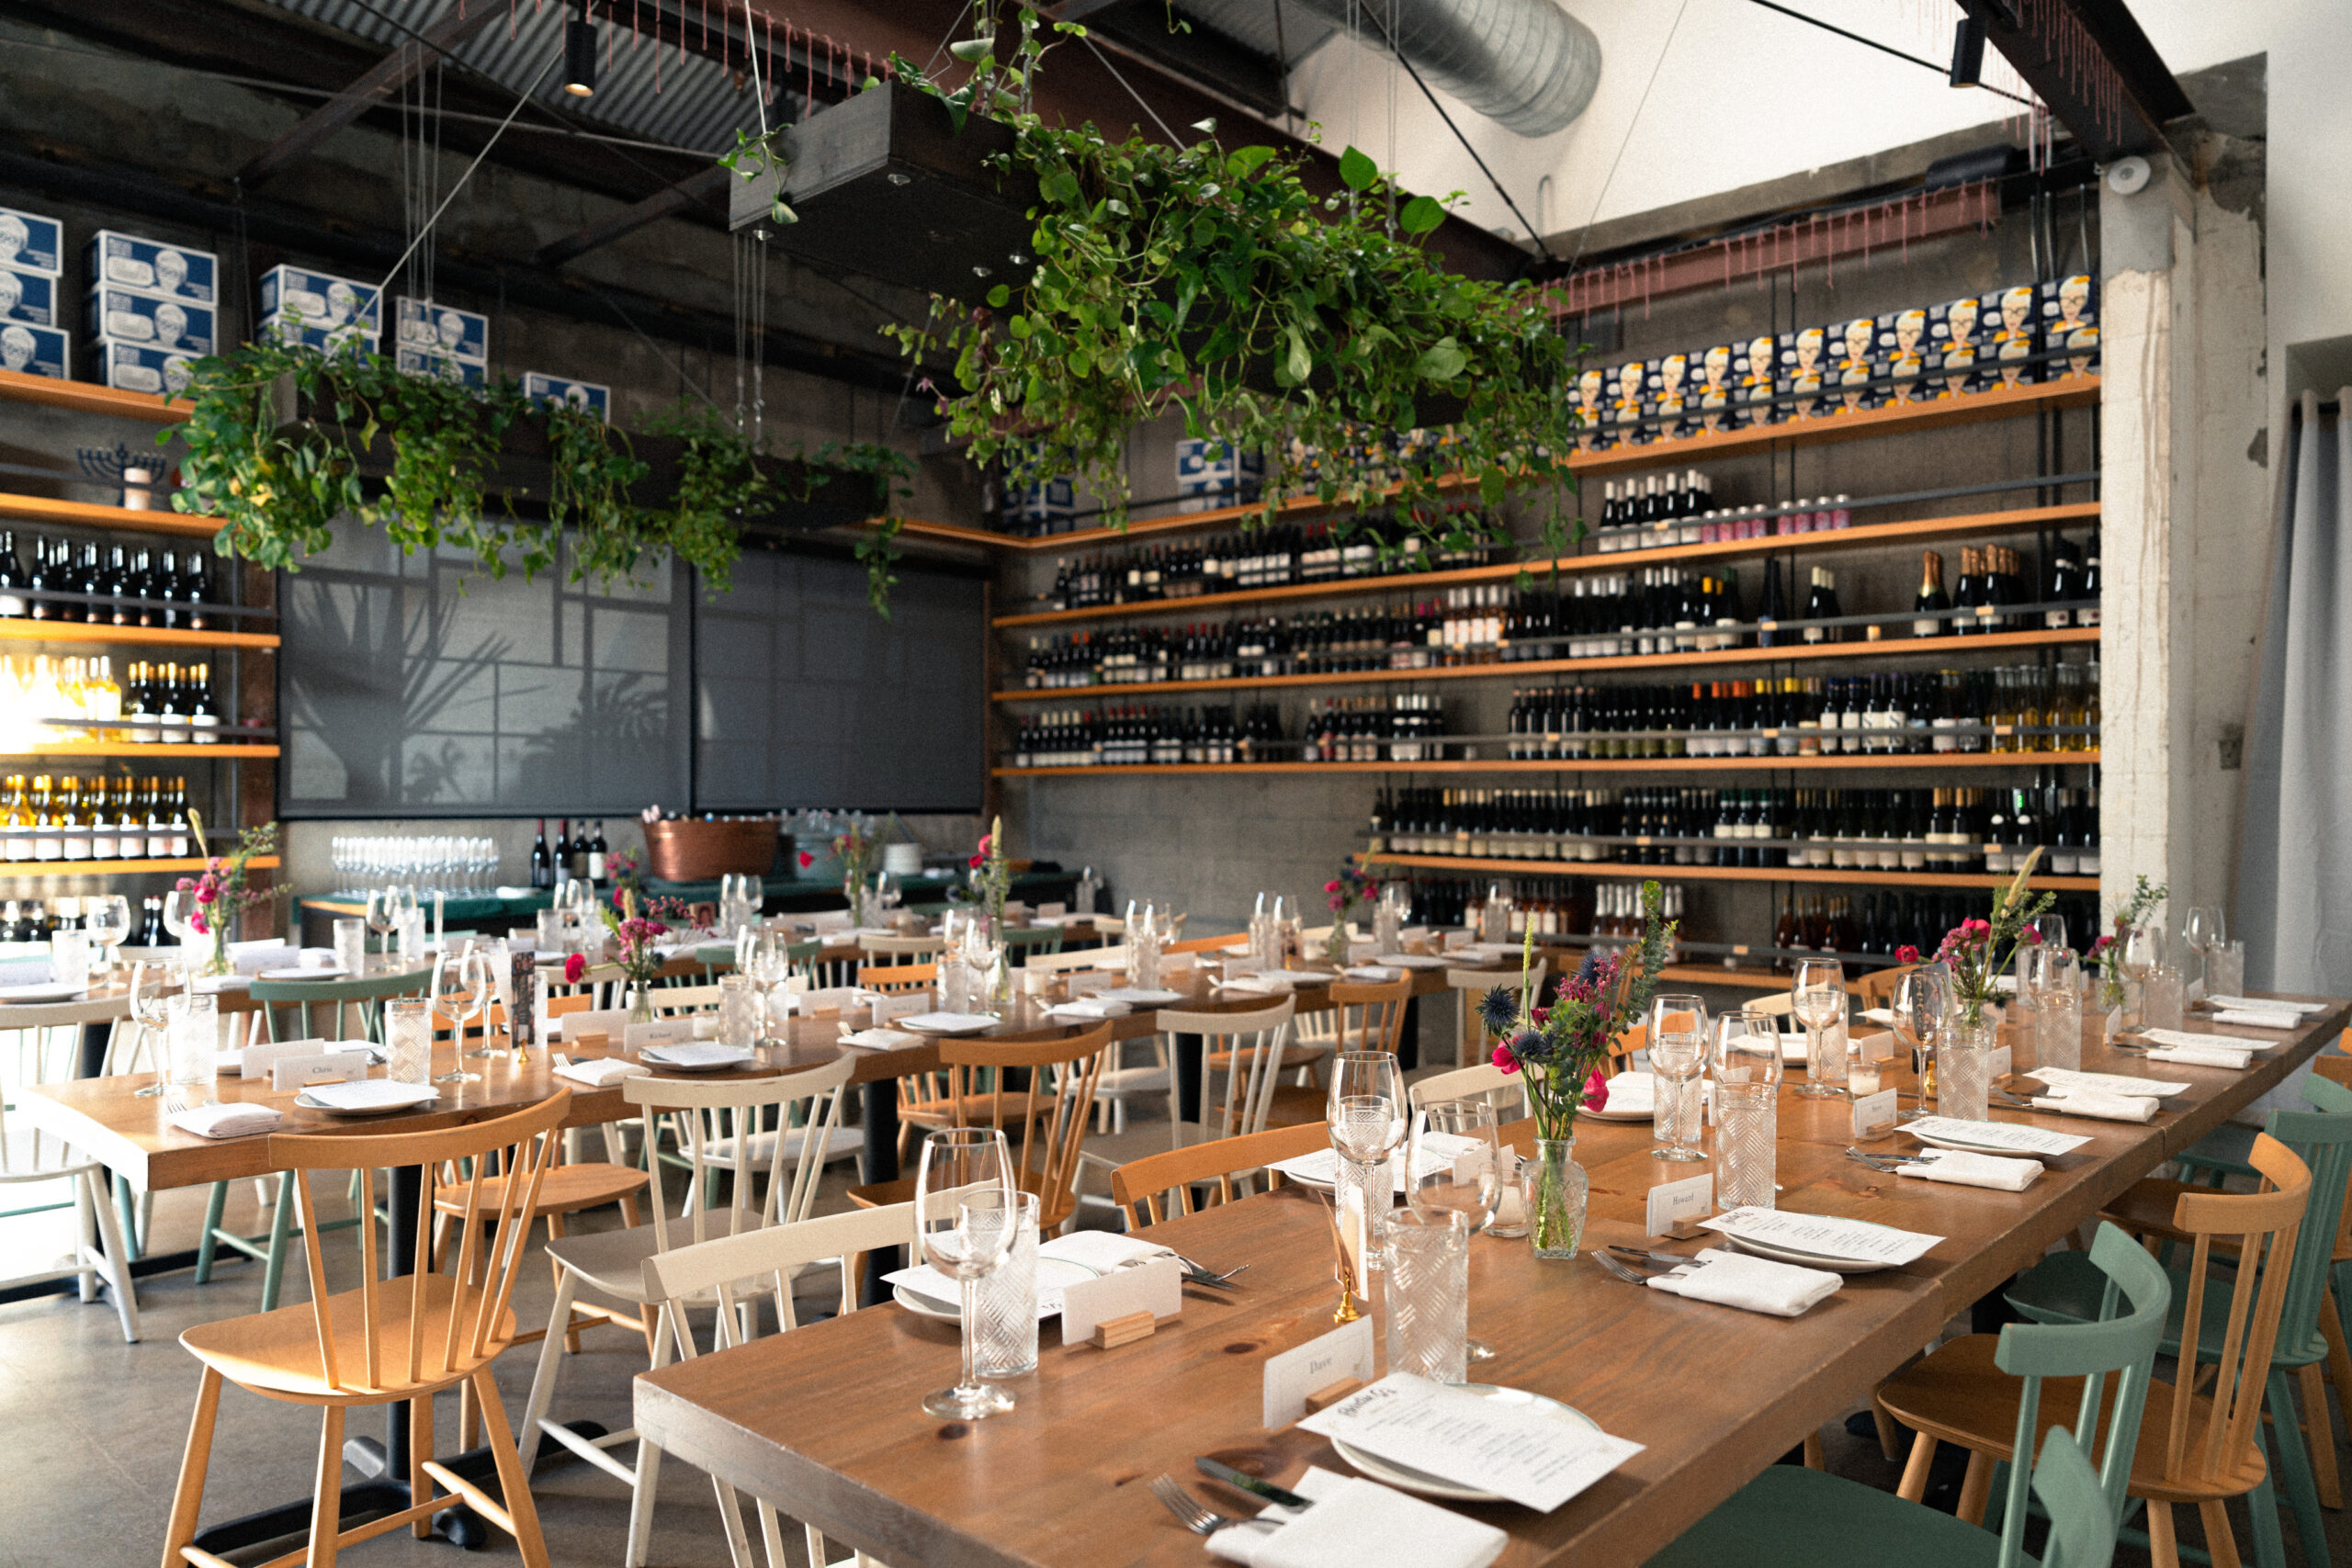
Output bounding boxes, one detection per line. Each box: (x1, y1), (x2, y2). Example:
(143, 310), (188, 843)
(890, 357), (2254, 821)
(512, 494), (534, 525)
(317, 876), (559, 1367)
(1483, 879), (1675, 1143)
(1894, 849), (2054, 1021)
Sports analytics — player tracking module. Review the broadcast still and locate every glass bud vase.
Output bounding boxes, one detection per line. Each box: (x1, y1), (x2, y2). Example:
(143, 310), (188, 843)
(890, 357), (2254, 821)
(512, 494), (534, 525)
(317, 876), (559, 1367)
(201, 923), (233, 978)
(1324, 921), (1351, 967)
(1523, 1137), (1589, 1259)
(626, 983), (656, 1025)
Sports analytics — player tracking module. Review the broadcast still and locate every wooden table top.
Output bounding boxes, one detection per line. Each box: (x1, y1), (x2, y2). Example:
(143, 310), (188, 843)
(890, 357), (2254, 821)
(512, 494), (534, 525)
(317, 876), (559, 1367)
(634, 996), (2348, 1568)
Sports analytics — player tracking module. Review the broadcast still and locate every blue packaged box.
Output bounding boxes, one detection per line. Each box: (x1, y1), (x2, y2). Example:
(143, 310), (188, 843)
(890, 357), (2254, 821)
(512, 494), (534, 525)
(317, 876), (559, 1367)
(1776, 325), (1832, 420)
(1826, 314), (1882, 414)
(1568, 365), (1611, 448)
(1645, 351), (1695, 440)
(1173, 437), (1264, 512)
(1690, 343), (1738, 433)
(1984, 282), (2041, 390)
(257, 265), (383, 333)
(87, 287), (215, 355)
(0, 207), (62, 276)
(1005, 475), (1076, 529)
(1924, 295), (1987, 399)
(255, 313), (378, 357)
(101, 341), (198, 397)
(2039, 274), (2099, 380)
(522, 371), (610, 420)
(0, 265), (58, 329)
(1873, 307), (1932, 406)
(0, 322), (69, 379)
(396, 346), (485, 386)
(396, 296), (488, 363)
(85, 231), (218, 304)
(1735, 332), (1780, 427)
(1604, 358), (1653, 445)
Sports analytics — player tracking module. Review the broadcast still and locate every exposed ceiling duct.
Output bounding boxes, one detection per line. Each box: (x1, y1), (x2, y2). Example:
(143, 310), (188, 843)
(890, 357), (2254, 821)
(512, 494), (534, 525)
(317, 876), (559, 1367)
(1243, 0), (1603, 138)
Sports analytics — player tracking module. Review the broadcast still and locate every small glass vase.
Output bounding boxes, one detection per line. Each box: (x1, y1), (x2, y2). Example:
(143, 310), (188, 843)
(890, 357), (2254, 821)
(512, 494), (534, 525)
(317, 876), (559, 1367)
(1523, 1136), (1589, 1260)
(1324, 921), (1352, 966)
(199, 923), (232, 979)
(626, 983), (656, 1025)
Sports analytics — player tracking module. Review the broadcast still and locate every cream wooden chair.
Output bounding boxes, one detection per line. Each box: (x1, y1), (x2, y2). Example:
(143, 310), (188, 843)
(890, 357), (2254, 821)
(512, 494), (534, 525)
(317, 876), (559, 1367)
(516, 1059), (855, 1568)
(638, 1202), (911, 1568)
(1409, 1060), (1530, 1119)
(646, 983), (729, 1017)
(1448, 962), (1547, 1068)
(1856, 963), (1917, 1011)
(1023, 943), (1130, 974)
(1153, 998), (1297, 1150)
(1112, 1121), (1330, 1228)
(0, 997), (140, 1341)
(859, 933), (941, 964)
(164, 1091), (571, 1568)
(856, 961), (936, 995)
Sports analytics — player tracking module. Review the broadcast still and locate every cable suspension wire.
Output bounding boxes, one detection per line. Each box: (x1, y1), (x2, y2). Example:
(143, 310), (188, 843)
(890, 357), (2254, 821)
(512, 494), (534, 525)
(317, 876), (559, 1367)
(370, 53), (558, 306)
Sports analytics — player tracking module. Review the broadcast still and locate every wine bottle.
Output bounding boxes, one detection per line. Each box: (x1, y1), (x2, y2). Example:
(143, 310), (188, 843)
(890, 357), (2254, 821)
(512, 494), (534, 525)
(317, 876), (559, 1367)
(589, 820), (608, 884)
(182, 550), (211, 632)
(25, 537), (49, 623)
(0, 532), (25, 619)
(529, 818), (552, 889)
(2075, 533), (2102, 626)
(188, 661), (220, 742)
(1912, 550), (1951, 638)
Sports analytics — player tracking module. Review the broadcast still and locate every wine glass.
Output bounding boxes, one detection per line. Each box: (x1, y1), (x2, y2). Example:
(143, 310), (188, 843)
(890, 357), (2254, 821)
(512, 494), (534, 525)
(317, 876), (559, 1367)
(365, 886), (397, 958)
(128, 960), (175, 1097)
(739, 929), (792, 1045)
(85, 894), (130, 977)
(2026, 912), (2069, 956)
(2184, 906), (2224, 991)
(1791, 957), (1848, 1099)
(431, 945), (491, 1085)
(913, 1127), (1018, 1419)
(1894, 962), (1951, 1120)
(160, 888), (202, 976)
(1408, 1096), (1502, 1361)
(1645, 993), (1710, 1161)
(1327, 1050), (1408, 1271)
(2120, 923), (2160, 1026)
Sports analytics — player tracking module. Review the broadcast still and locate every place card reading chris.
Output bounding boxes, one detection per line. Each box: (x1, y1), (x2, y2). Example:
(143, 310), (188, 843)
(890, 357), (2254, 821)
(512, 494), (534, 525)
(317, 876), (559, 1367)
(1700, 1207), (1942, 1267)
(1905, 1117), (2091, 1157)
(1298, 1374), (1645, 1512)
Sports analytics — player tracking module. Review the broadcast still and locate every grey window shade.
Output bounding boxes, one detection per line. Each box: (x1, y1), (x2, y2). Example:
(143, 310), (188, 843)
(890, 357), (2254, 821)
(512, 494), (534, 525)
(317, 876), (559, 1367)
(694, 549), (984, 811)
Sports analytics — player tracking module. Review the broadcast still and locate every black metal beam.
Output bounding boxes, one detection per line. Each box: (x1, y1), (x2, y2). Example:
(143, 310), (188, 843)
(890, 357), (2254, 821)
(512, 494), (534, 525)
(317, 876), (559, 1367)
(539, 164), (733, 266)
(1074, 5), (1291, 119)
(1959, 0), (2190, 161)
(240, 0), (503, 186)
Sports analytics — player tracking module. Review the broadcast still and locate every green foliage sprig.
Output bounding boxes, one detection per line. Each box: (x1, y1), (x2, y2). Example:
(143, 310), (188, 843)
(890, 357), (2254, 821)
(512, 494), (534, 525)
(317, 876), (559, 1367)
(882, 4), (1582, 565)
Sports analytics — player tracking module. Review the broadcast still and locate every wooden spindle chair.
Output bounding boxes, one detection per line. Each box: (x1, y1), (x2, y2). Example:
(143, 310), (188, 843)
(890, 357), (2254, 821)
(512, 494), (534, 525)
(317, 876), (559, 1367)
(1153, 998), (1298, 1148)
(1112, 1121), (1330, 1228)
(1449, 962), (1547, 1069)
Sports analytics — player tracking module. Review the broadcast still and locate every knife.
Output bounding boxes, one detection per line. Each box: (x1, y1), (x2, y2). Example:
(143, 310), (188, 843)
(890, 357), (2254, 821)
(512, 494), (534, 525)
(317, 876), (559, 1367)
(1195, 1457), (1311, 1510)
(1602, 1245), (1707, 1269)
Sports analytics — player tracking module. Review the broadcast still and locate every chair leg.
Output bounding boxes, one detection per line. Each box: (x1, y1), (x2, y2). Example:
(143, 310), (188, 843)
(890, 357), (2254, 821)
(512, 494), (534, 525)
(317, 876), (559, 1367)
(111, 1171), (141, 1261)
(624, 1306), (673, 1568)
(411, 1393), (435, 1539)
(548, 1213), (586, 1356)
(1955, 1449), (1993, 1525)
(193, 1180), (228, 1282)
(519, 1270), (579, 1472)
(2264, 1369), (2330, 1566)
(162, 1366), (221, 1568)
(71, 1172), (97, 1302)
(1802, 1430), (1823, 1470)
(1871, 1404), (1902, 1461)
(471, 1367), (553, 1568)
(1895, 1430), (1938, 1502)
(2246, 1426), (2290, 1568)
(259, 1172), (297, 1312)
(2294, 1362), (2340, 1508)
(310, 1403), (345, 1568)
(2199, 1500), (2245, 1568)
(83, 1168), (141, 1342)
(2146, 1500), (2178, 1568)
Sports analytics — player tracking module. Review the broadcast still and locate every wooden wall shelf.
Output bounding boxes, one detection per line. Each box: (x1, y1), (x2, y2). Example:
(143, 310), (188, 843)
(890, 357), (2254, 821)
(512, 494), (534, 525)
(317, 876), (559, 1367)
(0, 493), (220, 539)
(0, 620), (277, 649)
(991, 503), (2101, 629)
(0, 741), (279, 759)
(0, 855), (280, 877)
(0, 367), (191, 424)
(992, 626), (2101, 703)
(994, 749), (2097, 778)
(1363, 850), (2098, 893)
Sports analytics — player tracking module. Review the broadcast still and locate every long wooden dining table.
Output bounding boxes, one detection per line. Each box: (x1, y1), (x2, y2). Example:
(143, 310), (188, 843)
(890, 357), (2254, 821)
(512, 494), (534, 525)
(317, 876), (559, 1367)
(631, 997), (2349, 1568)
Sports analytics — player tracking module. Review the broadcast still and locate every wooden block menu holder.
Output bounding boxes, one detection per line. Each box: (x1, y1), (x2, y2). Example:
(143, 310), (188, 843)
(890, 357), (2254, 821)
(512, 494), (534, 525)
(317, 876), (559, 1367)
(1091, 1309), (1158, 1349)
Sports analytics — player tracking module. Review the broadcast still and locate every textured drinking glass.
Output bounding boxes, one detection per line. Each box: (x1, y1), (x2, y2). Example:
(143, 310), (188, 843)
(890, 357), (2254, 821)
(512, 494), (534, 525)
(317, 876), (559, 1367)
(2143, 964), (2185, 1032)
(1792, 958), (1848, 1098)
(383, 996), (433, 1086)
(49, 931), (89, 994)
(1383, 1208), (1469, 1384)
(717, 974), (756, 1049)
(2037, 987), (2082, 1072)
(1408, 1098), (1501, 1361)
(972, 1190), (1040, 1378)
(1939, 1022), (1993, 1121)
(2208, 941), (2245, 1001)
(334, 917), (367, 976)
(536, 908), (565, 955)
(1713, 1009), (1783, 1211)
(167, 991), (219, 1089)
(914, 1129), (1017, 1420)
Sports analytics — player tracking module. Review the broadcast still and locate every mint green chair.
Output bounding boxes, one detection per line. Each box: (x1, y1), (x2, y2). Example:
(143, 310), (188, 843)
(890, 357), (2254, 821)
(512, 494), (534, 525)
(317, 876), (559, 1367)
(2003, 1073), (2352, 1568)
(1651, 1223), (2169, 1568)
(1000, 925), (1067, 959)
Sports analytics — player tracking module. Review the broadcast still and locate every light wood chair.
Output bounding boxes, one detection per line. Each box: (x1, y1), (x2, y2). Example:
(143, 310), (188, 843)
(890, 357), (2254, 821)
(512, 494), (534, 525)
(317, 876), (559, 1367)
(856, 961), (936, 995)
(644, 983), (728, 1016)
(0, 998), (140, 1341)
(164, 1090), (571, 1568)
(1246, 976), (1413, 1127)
(851, 1021), (1115, 1232)
(1877, 1134), (2314, 1568)
(639, 1201), (911, 1568)
(1449, 962), (1547, 1068)
(1167, 931), (1239, 954)
(1112, 1121), (1331, 1227)
(1153, 998), (1298, 1148)
(1409, 1060), (1530, 1119)
(859, 932), (941, 964)
(1856, 963), (1917, 1010)
(1744, 990), (1799, 1016)
(2311, 1053), (2352, 1473)
(515, 1058), (854, 1568)
(1023, 943), (1130, 974)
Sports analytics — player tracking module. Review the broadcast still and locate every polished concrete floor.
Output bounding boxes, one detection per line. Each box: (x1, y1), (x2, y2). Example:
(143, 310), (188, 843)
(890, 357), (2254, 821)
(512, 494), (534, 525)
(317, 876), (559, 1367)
(3, 1069), (2346, 1567)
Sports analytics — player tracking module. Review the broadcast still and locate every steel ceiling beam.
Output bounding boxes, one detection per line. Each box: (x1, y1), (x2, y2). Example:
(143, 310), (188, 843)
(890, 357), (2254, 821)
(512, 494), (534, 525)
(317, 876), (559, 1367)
(1959, 0), (2192, 161)
(238, 0), (503, 187)
(538, 164), (732, 266)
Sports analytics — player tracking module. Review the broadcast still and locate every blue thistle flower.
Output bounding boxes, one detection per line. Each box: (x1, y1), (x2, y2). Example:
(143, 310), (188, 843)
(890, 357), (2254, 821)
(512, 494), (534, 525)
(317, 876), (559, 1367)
(1478, 985), (1521, 1035)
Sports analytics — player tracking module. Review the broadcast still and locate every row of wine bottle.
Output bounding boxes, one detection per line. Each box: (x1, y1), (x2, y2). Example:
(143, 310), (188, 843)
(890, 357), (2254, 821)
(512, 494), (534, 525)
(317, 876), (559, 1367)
(1045, 503), (1505, 609)
(0, 532), (220, 628)
(0, 774), (198, 862)
(3, 655), (228, 742)
(527, 818), (611, 888)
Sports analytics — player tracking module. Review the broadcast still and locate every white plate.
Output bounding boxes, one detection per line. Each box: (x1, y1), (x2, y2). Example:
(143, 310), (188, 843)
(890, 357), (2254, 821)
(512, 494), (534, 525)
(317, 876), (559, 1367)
(895, 1012), (1001, 1035)
(295, 1082), (440, 1116)
(639, 1044), (756, 1073)
(256, 966), (349, 982)
(1331, 1385), (1600, 1502)
(892, 1257), (1101, 1322)
(1580, 1102), (1655, 1122)
(0, 982), (84, 1003)
(1719, 1224), (1903, 1274)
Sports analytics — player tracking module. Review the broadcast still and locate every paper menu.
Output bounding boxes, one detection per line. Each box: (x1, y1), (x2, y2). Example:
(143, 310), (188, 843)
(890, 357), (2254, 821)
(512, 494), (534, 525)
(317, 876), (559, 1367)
(1700, 1206), (1942, 1267)
(1903, 1116), (2091, 1157)
(2026, 1067), (2190, 1099)
(2202, 996), (2328, 1014)
(1298, 1374), (1645, 1512)
(1036, 1229), (1171, 1273)
(2139, 1028), (2278, 1052)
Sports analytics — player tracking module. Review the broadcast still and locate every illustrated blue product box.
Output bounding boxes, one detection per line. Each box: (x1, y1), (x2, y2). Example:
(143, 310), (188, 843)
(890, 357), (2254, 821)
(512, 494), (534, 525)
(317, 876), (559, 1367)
(0, 321), (69, 379)
(0, 207), (63, 275)
(1826, 314), (1883, 414)
(1873, 307), (1932, 406)
(0, 265), (58, 329)
(396, 345), (485, 386)
(1645, 351), (1695, 439)
(1006, 475), (1076, 528)
(397, 296), (488, 362)
(255, 312), (379, 357)
(522, 371), (610, 420)
(101, 340), (198, 397)
(1775, 325), (1832, 420)
(1689, 343), (1739, 432)
(2038, 274), (2099, 380)
(1174, 437), (1264, 512)
(1732, 332), (1780, 427)
(1924, 295), (1988, 399)
(1983, 282), (2041, 390)
(85, 231), (219, 304)
(87, 287), (216, 355)
(257, 265), (383, 333)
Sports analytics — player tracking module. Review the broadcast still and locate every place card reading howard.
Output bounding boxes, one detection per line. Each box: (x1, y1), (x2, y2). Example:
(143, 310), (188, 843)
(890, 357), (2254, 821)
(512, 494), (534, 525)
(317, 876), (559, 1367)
(1699, 1207), (1942, 1267)
(1298, 1374), (1645, 1512)
(1904, 1117), (2091, 1157)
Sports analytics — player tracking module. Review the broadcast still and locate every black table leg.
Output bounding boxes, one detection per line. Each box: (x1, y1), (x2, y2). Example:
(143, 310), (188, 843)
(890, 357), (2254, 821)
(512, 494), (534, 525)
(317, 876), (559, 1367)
(860, 1078), (902, 1306)
(1396, 998), (1422, 1071)
(1174, 1032), (1203, 1124)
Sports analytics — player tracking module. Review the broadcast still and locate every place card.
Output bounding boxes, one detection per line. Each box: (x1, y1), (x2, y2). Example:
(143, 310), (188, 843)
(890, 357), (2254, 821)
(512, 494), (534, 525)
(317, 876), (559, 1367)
(1646, 1173), (1713, 1237)
(1989, 1044), (2013, 1081)
(1700, 1207), (1943, 1268)
(1262, 1317), (1375, 1428)
(1297, 1374), (1646, 1512)
(1850, 1089), (1898, 1142)
(1058, 1256), (1181, 1346)
(624, 1018), (695, 1053)
(1904, 1117), (2091, 1157)
(239, 1036), (329, 1079)
(268, 1050), (371, 1090)
(555, 1009), (630, 1043)
(873, 993), (930, 1022)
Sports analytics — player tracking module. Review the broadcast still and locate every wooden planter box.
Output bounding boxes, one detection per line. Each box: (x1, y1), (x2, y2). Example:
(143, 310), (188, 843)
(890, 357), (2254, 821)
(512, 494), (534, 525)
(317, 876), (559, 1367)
(643, 818), (783, 883)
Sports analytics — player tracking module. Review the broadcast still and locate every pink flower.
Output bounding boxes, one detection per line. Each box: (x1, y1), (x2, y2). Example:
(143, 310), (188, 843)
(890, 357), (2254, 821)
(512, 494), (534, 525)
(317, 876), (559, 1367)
(1581, 1070), (1609, 1112)
(976, 833), (993, 857)
(1490, 1043), (1521, 1076)
(968, 853), (985, 868)
(1531, 1006), (1548, 1025)
(563, 953), (586, 983)
(798, 850), (815, 870)
(1329, 895), (1344, 912)
(1324, 880), (1341, 894)
(194, 885), (216, 905)
(1967, 918), (1992, 936)
(1895, 944), (1920, 964)
(2022, 927), (2043, 945)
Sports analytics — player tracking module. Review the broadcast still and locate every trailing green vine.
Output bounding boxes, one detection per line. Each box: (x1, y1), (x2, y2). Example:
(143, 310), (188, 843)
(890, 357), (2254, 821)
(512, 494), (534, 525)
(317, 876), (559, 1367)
(883, 4), (1583, 565)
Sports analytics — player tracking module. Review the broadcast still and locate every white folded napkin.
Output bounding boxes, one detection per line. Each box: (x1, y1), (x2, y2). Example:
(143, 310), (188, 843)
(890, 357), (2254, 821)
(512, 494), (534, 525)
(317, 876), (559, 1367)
(1599, 1070), (1655, 1115)
(301, 1080), (438, 1111)
(1205, 1469), (1506, 1568)
(2028, 1089), (2159, 1122)
(1047, 998), (1131, 1020)
(2028, 1067), (2190, 1098)
(2203, 995), (2330, 1014)
(1860, 1007), (1896, 1026)
(2146, 1043), (2253, 1070)
(1901, 1149), (2042, 1191)
(1342, 964), (1401, 982)
(171, 1101), (282, 1139)
(552, 1055), (650, 1087)
(1213, 976), (1283, 995)
(2210, 1009), (2300, 1030)
(2140, 1027), (2277, 1052)
(841, 1027), (922, 1049)
(1645, 1249), (1840, 1317)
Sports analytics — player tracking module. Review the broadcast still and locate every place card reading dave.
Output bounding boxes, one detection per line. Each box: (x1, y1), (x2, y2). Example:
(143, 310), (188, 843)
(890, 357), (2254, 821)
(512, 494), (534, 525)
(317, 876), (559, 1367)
(1298, 1374), (1645, 1512)
(1905, 1116), (2091, 1157)
(1262, 1317), (1375, 1428)
(1700, 1207), (1943, 1267)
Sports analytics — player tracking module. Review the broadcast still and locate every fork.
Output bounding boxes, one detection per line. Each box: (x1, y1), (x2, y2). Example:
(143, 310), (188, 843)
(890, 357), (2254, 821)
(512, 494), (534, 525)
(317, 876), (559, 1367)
(1591, 1250), (1654, 1285)
(1150, 1474), (1248, 1536)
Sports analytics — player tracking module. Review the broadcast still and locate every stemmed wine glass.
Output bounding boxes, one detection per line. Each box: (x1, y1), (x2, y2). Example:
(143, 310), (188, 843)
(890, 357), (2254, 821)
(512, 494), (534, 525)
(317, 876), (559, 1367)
(365, 886), (398, 959)
(913, 1127), (1018, 1420)
(2120, 924), (2161, 1027)
(2184, 906), (2224, 992)
(1327, 1050), (1408, 1276)
(1408, 1096), (1502, 1361)
(1894, 962), (1951, 1121)
(1791, 957), (1848, 1099)
(129, 960), (175, 1097)
(160, 888), (202, 976)
(1646, 993), (1710, 1161)
(430, 944), (491, 1085)
(85, 894), (130, 978)
(739, 930), (792, 1046)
